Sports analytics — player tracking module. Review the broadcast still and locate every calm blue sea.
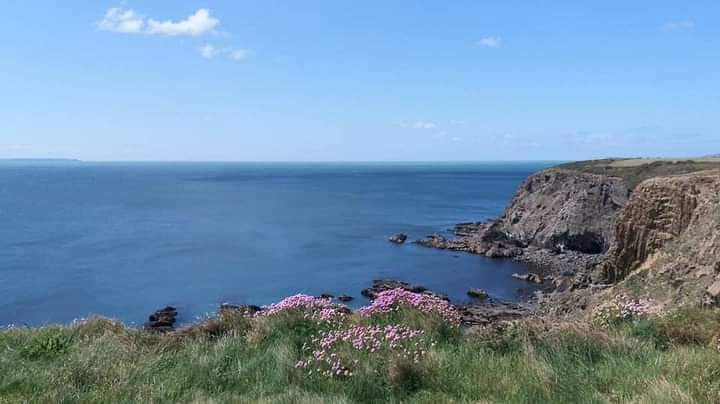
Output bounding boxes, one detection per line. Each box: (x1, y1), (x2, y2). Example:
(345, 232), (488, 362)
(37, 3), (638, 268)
(0, 162), (554, 326)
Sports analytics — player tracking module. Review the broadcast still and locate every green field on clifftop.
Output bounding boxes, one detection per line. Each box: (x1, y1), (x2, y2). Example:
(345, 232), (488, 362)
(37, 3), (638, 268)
(557, 158), (720, 190)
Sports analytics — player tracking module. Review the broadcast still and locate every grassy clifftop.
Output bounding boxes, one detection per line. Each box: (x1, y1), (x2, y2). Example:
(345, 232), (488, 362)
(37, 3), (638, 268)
(557, 158), (720, 190)
(2, 291), (720, 403)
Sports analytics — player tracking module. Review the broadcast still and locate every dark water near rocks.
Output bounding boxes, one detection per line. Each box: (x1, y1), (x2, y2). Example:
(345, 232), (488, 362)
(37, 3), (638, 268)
(0, 162), (554, 327)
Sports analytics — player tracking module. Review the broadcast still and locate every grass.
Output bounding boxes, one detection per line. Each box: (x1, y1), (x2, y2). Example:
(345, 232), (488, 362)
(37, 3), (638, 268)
(1, 305), (720, 403)
(556, 158), (720, 190)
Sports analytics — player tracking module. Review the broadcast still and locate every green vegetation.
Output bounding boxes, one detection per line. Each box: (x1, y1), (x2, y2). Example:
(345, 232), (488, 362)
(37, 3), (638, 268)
(1, 304), (720, 403)
(557, 158), (720, 190)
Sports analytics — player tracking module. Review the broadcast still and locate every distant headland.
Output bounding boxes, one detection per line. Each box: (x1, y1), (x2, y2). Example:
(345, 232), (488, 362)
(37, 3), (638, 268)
(0, 158), (82, 163)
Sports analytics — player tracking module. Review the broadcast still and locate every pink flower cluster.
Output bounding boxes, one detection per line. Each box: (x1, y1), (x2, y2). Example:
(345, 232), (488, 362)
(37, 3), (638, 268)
(619, 300), (656, 319)
(593, 294), (659, 326)
(358, 288), (461, 325)
(259, 294), (346, 323)
(295, 324), (434, 378)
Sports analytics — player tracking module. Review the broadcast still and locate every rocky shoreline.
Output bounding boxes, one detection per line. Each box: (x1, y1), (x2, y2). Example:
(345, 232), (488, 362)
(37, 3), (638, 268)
(144, 277), (535, 333)
(145, 161), (720, 334)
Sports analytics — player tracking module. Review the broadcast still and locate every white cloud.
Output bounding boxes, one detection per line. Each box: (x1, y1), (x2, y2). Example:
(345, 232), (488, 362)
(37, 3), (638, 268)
(98, 8), (145, 33)
(147, 9), (219, 36)
(478, 36), (502, 48)
(98, 8), (218, 36)
(200, 44), (254, 61)
(664, 20), (695, 31)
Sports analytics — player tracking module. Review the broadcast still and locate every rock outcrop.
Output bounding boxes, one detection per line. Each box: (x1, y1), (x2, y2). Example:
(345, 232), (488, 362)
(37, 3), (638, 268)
(361, 279), (449, 301)
(493, 169), (629, 253)
(416, 169), (629, 274)
(602, 171), (720, 299)
(144, 306), (178, 333)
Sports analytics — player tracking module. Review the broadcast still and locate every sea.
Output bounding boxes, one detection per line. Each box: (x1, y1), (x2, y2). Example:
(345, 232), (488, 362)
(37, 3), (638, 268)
(0, 161), (555, 327)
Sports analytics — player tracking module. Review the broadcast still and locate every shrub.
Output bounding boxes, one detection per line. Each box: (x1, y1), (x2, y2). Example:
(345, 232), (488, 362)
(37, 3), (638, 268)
(654, 307), (720, 347)
(20, 329), (73, 360)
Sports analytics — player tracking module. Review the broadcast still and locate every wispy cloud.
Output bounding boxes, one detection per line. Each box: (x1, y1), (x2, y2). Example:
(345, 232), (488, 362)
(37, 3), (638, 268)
(404, 121), (437, 129)
(200, 44), (254, 61)
(97, 8), (145, 34)
(663, 20), (695, 31)
(478, 36), (502, 48)
(98, 8), (219, 36)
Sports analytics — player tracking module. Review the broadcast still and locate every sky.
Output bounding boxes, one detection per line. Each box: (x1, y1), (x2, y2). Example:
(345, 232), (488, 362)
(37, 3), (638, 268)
(1, 1), (719, 161)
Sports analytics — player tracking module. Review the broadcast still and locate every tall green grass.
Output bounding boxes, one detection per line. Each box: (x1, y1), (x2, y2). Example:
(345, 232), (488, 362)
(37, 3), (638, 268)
(1, 307), (719, 403)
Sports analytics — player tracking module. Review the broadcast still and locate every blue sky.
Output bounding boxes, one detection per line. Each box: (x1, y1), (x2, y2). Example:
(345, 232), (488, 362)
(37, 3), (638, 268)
(1, 1), (718, 161)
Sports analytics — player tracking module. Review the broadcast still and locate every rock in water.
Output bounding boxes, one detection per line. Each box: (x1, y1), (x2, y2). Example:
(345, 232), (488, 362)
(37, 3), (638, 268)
(337, 295), (354, 302)
(512, 273), (543, 284)
(467, 288), (489, 299)
(361, 279), (449, 301)
(388, 233), (408, 244)
(144, 306), (178, 333)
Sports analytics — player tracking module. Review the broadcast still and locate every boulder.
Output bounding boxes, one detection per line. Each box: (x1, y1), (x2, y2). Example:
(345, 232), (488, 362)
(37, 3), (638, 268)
(704, 280), (720, 306)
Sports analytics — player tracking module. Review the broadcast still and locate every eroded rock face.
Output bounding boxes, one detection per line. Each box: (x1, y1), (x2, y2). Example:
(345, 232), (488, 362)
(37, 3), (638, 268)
(416, 169), (628, 260)
(496, 169), (628, 253)
(603, 171), (720, 284)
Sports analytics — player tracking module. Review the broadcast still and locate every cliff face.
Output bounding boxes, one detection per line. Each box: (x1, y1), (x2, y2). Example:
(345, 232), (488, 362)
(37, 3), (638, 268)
(492, 169), (629, 254)
(416, 168), (630, 277)
(603, 171), (720, 294)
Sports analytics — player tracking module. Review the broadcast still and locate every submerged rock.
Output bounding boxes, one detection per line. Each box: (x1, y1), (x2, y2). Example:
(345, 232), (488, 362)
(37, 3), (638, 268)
(337, 295), (354, 302)
(467, 288), (489, 299)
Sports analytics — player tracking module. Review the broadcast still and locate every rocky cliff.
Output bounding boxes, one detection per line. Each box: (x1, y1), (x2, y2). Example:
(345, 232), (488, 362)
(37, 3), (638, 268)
(417, 168), (629, 262)
(493, 169), (628, 254)
(601, 170), (720, 305)
(417, 160), (720, 309)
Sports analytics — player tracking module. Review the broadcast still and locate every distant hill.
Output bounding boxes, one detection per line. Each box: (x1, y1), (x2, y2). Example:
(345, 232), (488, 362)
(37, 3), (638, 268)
(0, 158), (81, 163)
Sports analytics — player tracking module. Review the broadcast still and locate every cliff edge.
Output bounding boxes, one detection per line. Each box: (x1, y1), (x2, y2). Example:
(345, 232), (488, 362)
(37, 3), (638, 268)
(417, 168), (629, 277)
(493, 168), (628, 254)
(600, 170), (720, 306)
